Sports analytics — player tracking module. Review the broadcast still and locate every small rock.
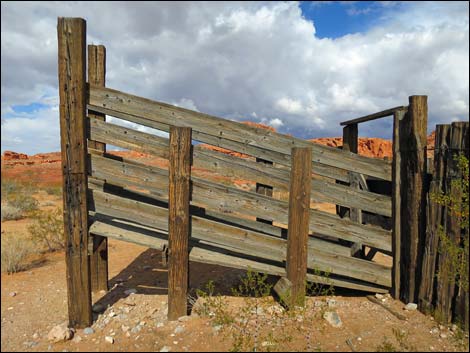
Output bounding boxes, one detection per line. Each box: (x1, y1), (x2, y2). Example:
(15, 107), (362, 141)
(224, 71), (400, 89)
(439, 324), (446, 330)
(323, 311), (342, 328)
(357, 337), (362, 341)
(212, 325), (222, 333)
(314, 301), (325, 307)
(404, 303), (418, 311)
(375, 293), (384, 299)
(178, 315), (191, 322)
(121, 325), (130, 332)
(160, 346), (171, 352)
(174, 326), (185, 334)
(451, 324), (458, 332)
(173, 341), (178, 345)
(125, 331), (131, 337)
(72, 335), (82, 343)
(109, 311), (117, 318)
(9, 292), (17, 297)
(83, 327), (94, 335)
(131, 325), (142, 334)
(32, 333), (39, 339)
(47, 324), (73, 342)
(156, 322), (164, 328)
(92, 303), (105, 313)
(430, 327), (439, 335)
(143, 265), (152, 270)
(105, 336), (114, 344)
(440, 333), (447, 339)
(261, 341), (275, 347)
(124, 288), (137, 296)
(326, 298), (337, 307)
(266, 305), (284, 315)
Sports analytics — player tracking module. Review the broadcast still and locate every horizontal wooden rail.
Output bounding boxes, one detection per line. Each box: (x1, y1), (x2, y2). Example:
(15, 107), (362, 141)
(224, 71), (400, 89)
(89, 153), (392, 251)
(88, 117), (392, 216)
(87, 86), (392, 181)
(89, 219), (389, 293)
(340, 106), (407, 126)
(88, 189), (391, 286)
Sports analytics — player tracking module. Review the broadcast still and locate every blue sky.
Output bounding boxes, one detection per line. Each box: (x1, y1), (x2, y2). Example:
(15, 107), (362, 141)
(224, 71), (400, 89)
(1, 1), (469, 154)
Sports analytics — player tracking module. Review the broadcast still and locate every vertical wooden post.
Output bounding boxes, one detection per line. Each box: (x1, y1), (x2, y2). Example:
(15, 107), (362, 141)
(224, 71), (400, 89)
(391, 109), (405, 299)
(399, 95), (428, 303)
(88, 45), (108, 292)
(57, 17), (92, 328)
(418, 125), (450, 310)
(256, 158), (273, 224)
(342, 124), (364, 257)
(168, 126), (192, 321)
(436, 122), (468, 324)
(286, 147), (312, 307)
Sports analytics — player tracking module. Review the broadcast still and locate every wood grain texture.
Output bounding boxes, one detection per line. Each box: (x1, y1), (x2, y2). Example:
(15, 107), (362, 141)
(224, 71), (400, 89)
(168, 127), (192, 320)
(399, 96), (428, 303)
(87, 44), (108, 293)
(340, 106), (406, 126)
(58, 17), (92, 328)
(87, 86), (392, 180)
(286, 148), (312, 306)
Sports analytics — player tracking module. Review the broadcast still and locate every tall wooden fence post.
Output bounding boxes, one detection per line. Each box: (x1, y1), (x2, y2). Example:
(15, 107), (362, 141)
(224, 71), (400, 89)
(168, 126), (192, 321)
(286, 147), (312, 307)
(57, 17), (92, 328)
(391, 109), (406, 299)
(399, 95), (428, 303)
(88, 45), (108, 292)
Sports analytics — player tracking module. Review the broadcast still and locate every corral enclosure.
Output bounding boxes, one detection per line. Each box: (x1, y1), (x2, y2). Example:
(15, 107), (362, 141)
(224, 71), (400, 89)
(57, 17), (468, 331)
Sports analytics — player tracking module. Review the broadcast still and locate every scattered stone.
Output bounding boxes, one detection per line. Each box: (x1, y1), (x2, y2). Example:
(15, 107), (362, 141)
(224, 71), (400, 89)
(326, 298), (337, 307)
(9, 292), (17, 297)
(212, 325), (223, 333)
(314, 300), (325, 307)
(357, 337), (362, 341)
(173, 341), (178, 345)
(178, 315), (191, 322)
(261, 341), (275, 347)
(126, 331), (131, 338)
(92, 303), (105, 313)
(174, 326), (185, 334)
(139, 321), (146, 326)
(143, 265), (152, 270)
(7, 307), (13, 310)
(439, 324), (446, 331)
(156, 322), (164, 328)
(323, 311), (343, 328)
(121, 325), (130, 332)
(105, 336), (114, 344)
(131, 325), (142, 334)
(266, 305), (284, 315)
(440, 333), (447, 339)
(72, 335), (82, 343)
(109, 311), (117, 318)
(404, 303), (418, 311)
(160, 346), (171, 352)
(124, 288), (138, 296)
(375, 293), (384, 299)
(32, 333), (39, 339)
(451, 324), (458, 332)
(430, 327), (439, 335)
(47, 324), (73, 342)
(83, 327), (94, 335)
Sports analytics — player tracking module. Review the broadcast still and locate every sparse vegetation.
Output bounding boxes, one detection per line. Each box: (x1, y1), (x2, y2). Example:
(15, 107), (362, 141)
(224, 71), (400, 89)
(1, 204), (23, 221)
(376, 328), (416, 352)
(1, 179), (39, 220)
(1, 233), (34, 274)
(193, 268), (333, 352)
(28, 208), (64, 252)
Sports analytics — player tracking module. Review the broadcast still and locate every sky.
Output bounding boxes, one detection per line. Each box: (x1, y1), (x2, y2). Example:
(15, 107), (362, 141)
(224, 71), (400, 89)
(1, 1), (469, 155)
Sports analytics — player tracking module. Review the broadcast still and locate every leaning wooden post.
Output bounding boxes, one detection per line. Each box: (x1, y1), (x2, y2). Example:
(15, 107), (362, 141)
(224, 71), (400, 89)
(286, 147), (312, 307)
(57, 17), (92, 328)
(399, 95), (428, 303)
(88, 45), (108, 292)
(391, 109), (405, 299)
(342, 123), (363, 257)
(168, 126), (192, 320)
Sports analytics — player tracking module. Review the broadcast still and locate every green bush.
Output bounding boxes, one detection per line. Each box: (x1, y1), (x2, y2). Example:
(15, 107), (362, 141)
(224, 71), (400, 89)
(28, 208), (64, 252)
(1, 234), (33, 274)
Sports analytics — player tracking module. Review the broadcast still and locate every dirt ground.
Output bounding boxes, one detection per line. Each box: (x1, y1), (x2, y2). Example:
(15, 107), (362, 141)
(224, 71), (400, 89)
(1, 154), (468, 352)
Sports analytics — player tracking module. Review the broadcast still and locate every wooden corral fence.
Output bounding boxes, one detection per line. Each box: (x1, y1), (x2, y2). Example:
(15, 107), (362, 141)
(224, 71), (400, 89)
(58, 17), (454, 329)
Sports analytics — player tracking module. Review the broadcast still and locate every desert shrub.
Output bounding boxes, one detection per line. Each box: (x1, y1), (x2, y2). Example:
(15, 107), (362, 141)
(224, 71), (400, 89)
(7, 193), (39, 214)
(1, 204), (23, 221)
(44, 186), (62, 197)
(1, 233), (34, 274)
(28, 208), (64, 252)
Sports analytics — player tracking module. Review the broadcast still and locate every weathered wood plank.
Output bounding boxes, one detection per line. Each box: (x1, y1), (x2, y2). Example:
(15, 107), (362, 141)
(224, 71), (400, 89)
(399, 96), (428, 303)
(418, 125), (450, 312)
(168, 127), (192, 320)
(87, 44), (108, 293)
(256, 157), (274, 224)
(89, 153), (392, 251)
(58, 17), (92, 328)
(88, 86), (392, 180)
(340, 106), (407, 126)
(87, 119), (392, 216)
(286, 148), (312, 306)
(88, 189), (391, 286)
(391, 109), (405, 299)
